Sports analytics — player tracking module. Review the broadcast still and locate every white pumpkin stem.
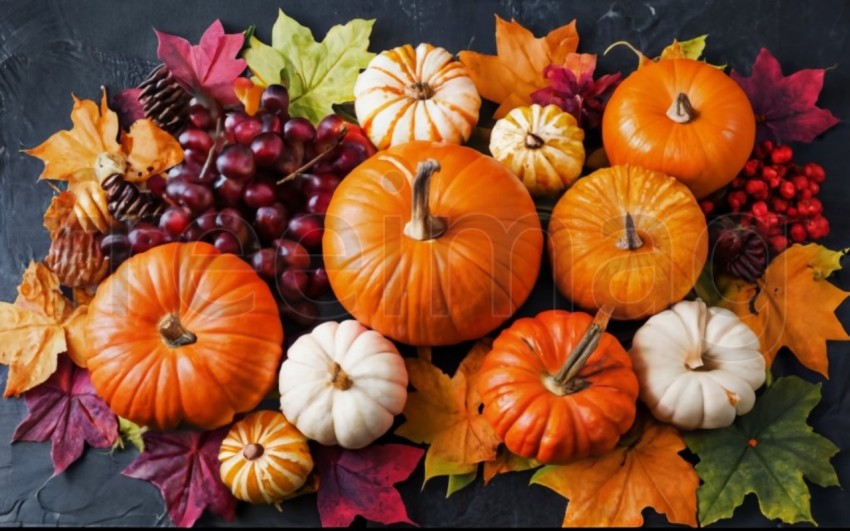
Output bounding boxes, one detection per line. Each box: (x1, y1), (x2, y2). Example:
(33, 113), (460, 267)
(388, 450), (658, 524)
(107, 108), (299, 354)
(553, 305), (613, 390)
(406, 81), (434, 100)
(525, 132), (545, 149)
(331, 362), (353, 391)
(242, 443), (264, 460)
(615, 213), (644, 251)
(158, 313), (197, 348)
(404, 160), (448, 241)
(666, 93), (697, 124)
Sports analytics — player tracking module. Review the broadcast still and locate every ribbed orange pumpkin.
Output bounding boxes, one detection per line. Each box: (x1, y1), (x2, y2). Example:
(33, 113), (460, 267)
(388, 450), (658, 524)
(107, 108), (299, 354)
(548, 165), (708, 320)
(478, 309), (639, 464)
(85, 242), (283, 430)
(602, 58), (756, 199)
(219, 410), (313, 504)
(323, 141), (543, 346)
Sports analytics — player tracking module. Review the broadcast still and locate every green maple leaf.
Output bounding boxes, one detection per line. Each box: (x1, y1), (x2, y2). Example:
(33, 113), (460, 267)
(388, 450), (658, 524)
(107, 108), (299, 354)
(112, 417), (148, 453)
(684, 376), (840, 526)
(242, 9), (375, 123)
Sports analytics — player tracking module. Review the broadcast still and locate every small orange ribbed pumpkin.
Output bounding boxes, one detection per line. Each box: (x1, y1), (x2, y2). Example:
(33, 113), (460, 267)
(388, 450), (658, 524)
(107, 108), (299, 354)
(323, 141), (543, 346)
(602, 58), (756, 198)
(219, 410), (313, 504)
(85, 242), (283, 430)
(478, 309), (638, 464)
(548, 165), (708, 320)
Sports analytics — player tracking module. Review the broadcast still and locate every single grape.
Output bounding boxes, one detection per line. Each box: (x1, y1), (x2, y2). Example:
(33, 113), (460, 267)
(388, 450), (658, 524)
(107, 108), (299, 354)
(188, 107), (213, 130)
(128, 224), (168, 255)
(100, 232), (131, 261)
(278, 299), (319, 328)
(259, 112), (282, 134)
(261, 84), (290, 114)
(250, 248), (278, 279)
(234, 118), (263, 145)
(243, 177), (278, 208)
(273, 239), (311, 270)
(306, 191), (333, 216)
(214, 231), (242, 255)
(181, 183), (215, 213)
(180, 224), (205, 242)
(188, 94), (221, 130)
(165, 176), (188, 203)
(307, 267), (331, 298)
(284, 117), (316, 143)
(278, 269), (310, 301)
(194, 209), (218, 233)
(182, 149), (208, 167)
(287, 213), (323, 249)
(250, 132), (285, 167)
(216, 144), (256, 181)
(159, 206), (192, 238)
(315, 115), (347, 146)
(215, 207), (252, 244)
(254, 203), (289, 243)
(299, 173), (340, 195)
(178, 128), (213, 153)
(274, 148), (302, 176)
(224, 111), (248, 135)
(332, 142), (368, 175)
(147, 174), (167, 199)
(213, 175), (247, 208)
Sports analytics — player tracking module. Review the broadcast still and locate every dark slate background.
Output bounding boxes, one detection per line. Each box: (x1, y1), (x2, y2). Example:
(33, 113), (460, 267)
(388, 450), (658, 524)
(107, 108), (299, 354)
(1, 0), (849, 526)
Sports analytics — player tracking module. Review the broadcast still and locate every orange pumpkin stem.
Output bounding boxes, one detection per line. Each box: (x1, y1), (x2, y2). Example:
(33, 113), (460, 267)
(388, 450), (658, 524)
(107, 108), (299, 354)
(666, 92), (697, 124)
(406, 81), (434, 100)
(525, 132), (545, 149)
(242, 442), (265, 460)
(404, 160), (448, 241)
(331, 362), (353, 391)
(551, 305), (614, 391)
(615, 213), (644, 251)
(158, 313), (197, 348)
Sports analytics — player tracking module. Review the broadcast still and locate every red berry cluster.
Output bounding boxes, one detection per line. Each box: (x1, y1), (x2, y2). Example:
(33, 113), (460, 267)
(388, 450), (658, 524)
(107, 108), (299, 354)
(702, 141), (829, 254)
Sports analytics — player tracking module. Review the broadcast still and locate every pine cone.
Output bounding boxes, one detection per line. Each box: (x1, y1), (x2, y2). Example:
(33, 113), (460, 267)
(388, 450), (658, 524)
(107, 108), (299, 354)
(712, 219), (769, 283)
(45, 218), (109, 288)
(102, 173), (166, 225)
(138, 64), (190, 134)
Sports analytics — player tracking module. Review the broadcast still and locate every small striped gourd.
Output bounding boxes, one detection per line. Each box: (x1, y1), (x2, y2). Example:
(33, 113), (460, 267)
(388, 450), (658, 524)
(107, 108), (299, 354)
(218, 410), (313, 504)
(354, 43), (481, 150)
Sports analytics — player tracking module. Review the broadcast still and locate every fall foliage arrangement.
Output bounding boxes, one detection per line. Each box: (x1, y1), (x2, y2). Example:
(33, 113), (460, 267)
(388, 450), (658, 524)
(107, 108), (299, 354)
(3, 7), (848, 528)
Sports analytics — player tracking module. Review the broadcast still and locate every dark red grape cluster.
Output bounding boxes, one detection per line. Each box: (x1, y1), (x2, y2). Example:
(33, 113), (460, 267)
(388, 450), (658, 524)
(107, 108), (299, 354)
(703, 141), (829, 254)
(100, 84), (377, 326)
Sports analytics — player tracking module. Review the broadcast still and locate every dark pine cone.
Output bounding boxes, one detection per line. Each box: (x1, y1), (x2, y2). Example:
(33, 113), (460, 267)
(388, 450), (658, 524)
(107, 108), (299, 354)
(45, 218), (109, 288)
(138, 64), (190, 134)
(102, 173), (166, 226)
(711, 218), (769, 283)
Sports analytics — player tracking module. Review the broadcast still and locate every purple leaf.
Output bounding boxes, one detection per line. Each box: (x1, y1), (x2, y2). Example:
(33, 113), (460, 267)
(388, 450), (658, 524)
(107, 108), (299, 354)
(113, 88), (145, 130)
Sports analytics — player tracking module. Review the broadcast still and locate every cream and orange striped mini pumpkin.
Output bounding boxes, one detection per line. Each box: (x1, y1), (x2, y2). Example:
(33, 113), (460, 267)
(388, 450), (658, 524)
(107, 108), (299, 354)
(353, 43), (481, 149)
(218, 410), (313, 504)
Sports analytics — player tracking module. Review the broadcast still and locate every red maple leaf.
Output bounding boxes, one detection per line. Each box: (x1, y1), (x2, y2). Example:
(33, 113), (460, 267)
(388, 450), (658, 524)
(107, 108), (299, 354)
(155, 19), (246, 105)
(315, 443), (423, 527)
(531, 53), (622, 130)
(123, 428), (237, 528)
(112, 87), (145, 130)
(12, 355), (117, 475)
(731, 48), (840, 144)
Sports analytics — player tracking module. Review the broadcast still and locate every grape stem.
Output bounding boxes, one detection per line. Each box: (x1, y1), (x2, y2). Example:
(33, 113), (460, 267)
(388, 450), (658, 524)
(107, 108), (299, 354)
(198, 116), (225, 183)
(276, 128), (348, 185)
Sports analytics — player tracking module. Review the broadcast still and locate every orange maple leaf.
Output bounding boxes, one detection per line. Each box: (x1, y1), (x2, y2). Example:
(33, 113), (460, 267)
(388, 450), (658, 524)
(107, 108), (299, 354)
(531, 418), (698, 527)
(482, 445), (538, 486)
(458, 16), (578, 118)
(0, 263), (91, 396)
(395, 339), (501, 485)
(720, 244), (850, 378)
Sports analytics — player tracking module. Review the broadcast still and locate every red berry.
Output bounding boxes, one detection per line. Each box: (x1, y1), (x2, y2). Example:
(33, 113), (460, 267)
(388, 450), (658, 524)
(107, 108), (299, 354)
(761, 165), (778, 182)
(805, 218), (820, 239)
(809, 182), (821, 195)
(816, 216), (830, 238)
(779, 181), (796, 199)
(800, 189), (812, 200)
(731, 177), (745, 189)
(793, 175), (809, 191)
(771, 198), (788, 213)
(745, 179), (768, 200)
(769, 235), (788, 253)
(809, 198), (823, 216)
(790, 223), (806, 243)
(773, 165), (788, 179)
(743, 159), (762, 177)
(754, 141), (774, 159)
(787, 207), (798, 218)
(768, 177), (781, 189)
(804, 162), (826, 183)
(751, 201), (769, 217)
(771, 144), (793, 164)
(700, 200), (715, 215)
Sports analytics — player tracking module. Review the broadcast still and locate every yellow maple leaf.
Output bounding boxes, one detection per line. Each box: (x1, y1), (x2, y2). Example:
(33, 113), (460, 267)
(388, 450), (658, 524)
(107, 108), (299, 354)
(719, 244), (850, 377)
(458, 16), (579, 118)
(396, 339), (502, 484)
(482, 445), (538, 486)
(531, 419), (698, 527)
(0, 263), (91, 396)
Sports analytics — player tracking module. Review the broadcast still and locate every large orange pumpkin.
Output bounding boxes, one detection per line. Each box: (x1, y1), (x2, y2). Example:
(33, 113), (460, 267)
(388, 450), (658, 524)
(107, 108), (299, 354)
(323, 141), (543, 346)
(548, 165), (708, 320)
(85, 241), (283, 430)
(478, 309), (638, 464)
(602, 58), (756, 198)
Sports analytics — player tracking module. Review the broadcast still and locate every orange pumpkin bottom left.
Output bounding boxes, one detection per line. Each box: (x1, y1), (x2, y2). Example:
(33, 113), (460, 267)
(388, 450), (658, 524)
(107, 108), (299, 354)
(85, 242), (284, 430)
(478, 310), (639, 464)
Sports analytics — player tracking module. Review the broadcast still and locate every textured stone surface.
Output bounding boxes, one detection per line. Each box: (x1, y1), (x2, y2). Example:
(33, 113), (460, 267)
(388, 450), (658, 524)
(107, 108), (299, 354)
(1, 0), (849, 526)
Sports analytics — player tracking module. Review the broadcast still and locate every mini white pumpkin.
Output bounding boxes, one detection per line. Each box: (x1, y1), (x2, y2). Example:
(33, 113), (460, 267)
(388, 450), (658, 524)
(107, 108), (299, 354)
(279, 320), (408, 449)
(353, 43), (481, 149)
(630, 299), (765, 430)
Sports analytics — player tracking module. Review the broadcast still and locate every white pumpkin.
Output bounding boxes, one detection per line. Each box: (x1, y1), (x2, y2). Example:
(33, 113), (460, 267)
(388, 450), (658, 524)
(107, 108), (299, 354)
(630, 299), (765, 430)
(353, 43), (481, 150)
(279, 320), (408, 449)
